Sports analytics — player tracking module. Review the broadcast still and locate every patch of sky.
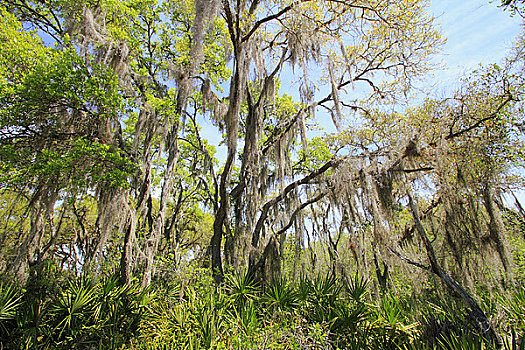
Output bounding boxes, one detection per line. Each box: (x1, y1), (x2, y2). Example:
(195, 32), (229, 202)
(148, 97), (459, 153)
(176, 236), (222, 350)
(426, 0), (522, 93)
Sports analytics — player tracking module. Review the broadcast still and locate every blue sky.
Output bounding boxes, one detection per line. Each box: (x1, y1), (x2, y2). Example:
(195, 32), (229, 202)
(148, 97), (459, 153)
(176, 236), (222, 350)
(428, 0), (522, 90)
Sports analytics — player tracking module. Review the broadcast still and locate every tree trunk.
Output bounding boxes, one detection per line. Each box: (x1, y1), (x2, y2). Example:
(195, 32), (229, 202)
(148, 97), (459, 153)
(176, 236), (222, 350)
(210, 31), (247, 283)
(142, 117), (181, 287)
(373, 251), (389, 293)
(10, 182), (58, 281)
(248, 235), (280, 285)
(119, 214), (136, 285)
(407, 191), (501, 347)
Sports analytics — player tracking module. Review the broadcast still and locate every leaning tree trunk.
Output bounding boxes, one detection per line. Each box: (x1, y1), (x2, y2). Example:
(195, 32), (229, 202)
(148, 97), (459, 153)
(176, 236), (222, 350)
(407, 191), (501, 347)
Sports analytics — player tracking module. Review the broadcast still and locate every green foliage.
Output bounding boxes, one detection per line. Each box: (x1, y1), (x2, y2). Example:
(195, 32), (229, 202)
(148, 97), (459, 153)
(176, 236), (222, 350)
(194, 294), (225, 348)
(0, 282), (21, 337)
(0, 9), (135, 191)
(0, 0), (524, 349)
(2, 269), (523, 350)
(263, 277), (299, 316)
(344, 272), (369, 303)
(225, 269), (259, 308)
(498, 287), (525, 339)
(1, 270), (148, 349)
(300, 273), (341, 324)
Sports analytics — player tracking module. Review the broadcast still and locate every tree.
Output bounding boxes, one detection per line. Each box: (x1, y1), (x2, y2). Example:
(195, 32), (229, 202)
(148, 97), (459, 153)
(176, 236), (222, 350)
(317, 58), (525, 344)
(0, 8), (134, 277)
(501, 0), (525, 13)
(0, 0), (443, 288)
(2, 0), (525, 347)
(206, 0), (441, 284)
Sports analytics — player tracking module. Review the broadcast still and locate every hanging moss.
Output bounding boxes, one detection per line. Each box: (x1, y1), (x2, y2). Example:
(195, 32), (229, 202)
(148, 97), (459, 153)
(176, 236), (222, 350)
(374, 169), (394, 216)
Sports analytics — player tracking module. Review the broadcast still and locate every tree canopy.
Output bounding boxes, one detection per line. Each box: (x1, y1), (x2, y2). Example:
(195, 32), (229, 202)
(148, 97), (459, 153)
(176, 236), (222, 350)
(1, 0), (525, 348)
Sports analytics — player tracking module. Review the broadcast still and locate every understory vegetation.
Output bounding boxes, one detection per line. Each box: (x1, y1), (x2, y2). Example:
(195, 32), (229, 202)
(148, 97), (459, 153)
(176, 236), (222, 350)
(0, 266), (524, 349)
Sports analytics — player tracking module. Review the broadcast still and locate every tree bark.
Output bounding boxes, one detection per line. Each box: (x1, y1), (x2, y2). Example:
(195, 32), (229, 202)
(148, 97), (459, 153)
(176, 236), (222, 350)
(9, 181), (59, 280)
(210, 10), (248, 282)
(142, 126), (180, 287)
(119, 214), (136, 285)
(373, 251), (389, 292)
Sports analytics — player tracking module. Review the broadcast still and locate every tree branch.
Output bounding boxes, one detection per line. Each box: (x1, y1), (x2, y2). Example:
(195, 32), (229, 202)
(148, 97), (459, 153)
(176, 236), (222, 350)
(444, 94), (514, 140)
(251, 158), (343, 247)
(242, 1), (310, 43)
(275, 190), (328, 237)
(388, 246), (430, 271)
(392, 167), (434, 174)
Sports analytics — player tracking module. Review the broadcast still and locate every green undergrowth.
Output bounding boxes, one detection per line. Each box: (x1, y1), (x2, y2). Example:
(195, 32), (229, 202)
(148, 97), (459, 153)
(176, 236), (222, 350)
(0, 267), (523, 349)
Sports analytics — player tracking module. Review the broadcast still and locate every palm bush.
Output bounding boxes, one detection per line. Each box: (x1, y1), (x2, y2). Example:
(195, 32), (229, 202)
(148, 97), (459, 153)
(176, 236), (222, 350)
(2, 271), (151, 349)
(344, 273), (369, 303)
(302, 273), (342, 324)
(263, 277), (299, 316)
(438, 333), (492, 350)
(296, 274), (313, 304)
(501, 288), (525, 333)
(225, 269), (259, 308)
(135, 283), (231, 350)
(0, 282), (21, 337)
(418, 296), (476, 347)
(137, 299), (197, 349)
(331, 298), (369, 334)
(93, 275), (151, 347)
(366, 295), (419, 349)
(233, 300), (258, 335)
(495, 287), (525, 349)
(10, 269), (511, 350)
(195, 292), (228, 348)
(49, 276), (98, 347)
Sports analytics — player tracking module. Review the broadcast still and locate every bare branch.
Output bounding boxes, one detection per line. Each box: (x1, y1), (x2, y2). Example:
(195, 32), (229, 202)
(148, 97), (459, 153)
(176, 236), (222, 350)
(276, 190), (328, 237)
(392, 167), (434, 174)
(388, 246), (429, 271)
(252, 157), (343, 247)
(242, 1), (310, 43)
